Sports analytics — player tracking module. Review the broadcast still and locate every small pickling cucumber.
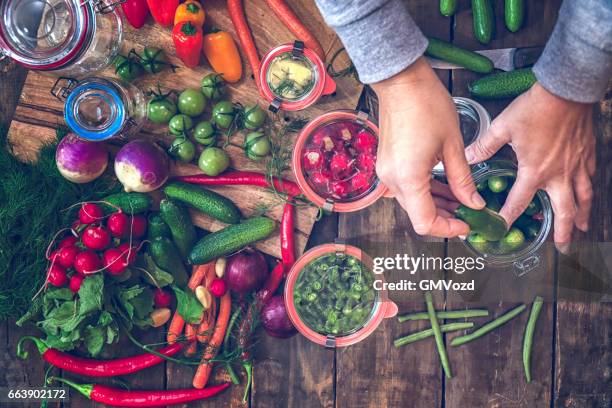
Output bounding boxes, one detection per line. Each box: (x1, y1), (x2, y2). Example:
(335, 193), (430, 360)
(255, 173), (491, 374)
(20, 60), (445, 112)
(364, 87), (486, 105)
(505, 0), (524, 33)
(188, 217), (277, 265)
(513, 214), (542, 240)
(159, 199), (197, 259)
(164, 181), (241, 224)
(440, 0), (457, 17)
(472, 0), (494, 44)
(147, 213), (171, 240)
(149, 236), (189, 288)
(426, 38), (494, 74)
(483, 189), (502, 212)
(488, 176), (508, 193)
(524, 198), (541, 216)
(467, 232), (492, 253)
(455, 205), (508, 241)
(100, 192), (152, 214)
(469, 69), (537, 99)
(498, 227), (526, 253)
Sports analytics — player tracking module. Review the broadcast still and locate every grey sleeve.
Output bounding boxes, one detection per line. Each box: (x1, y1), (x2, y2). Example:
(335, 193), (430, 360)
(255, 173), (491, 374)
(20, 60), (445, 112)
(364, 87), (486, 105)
(533, 0), (612, 103)
(314, 0), (428, 84)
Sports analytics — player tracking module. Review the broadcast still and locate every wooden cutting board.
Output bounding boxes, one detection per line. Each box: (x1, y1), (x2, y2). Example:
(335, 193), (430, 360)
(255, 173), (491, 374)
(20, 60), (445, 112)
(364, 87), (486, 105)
(6, 0), (363, 259)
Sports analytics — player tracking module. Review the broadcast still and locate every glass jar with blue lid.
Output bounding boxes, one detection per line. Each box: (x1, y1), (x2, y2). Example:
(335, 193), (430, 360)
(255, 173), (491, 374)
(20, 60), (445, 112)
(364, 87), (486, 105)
(54, 77), (147, 141)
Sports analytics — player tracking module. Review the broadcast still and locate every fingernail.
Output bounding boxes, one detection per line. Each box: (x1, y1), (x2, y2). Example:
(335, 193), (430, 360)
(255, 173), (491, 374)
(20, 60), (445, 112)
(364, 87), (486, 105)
(472, 192), (486, 208)
(557, 242), (571, 255)
(465, 149), (475, 164)
(458, 234), (467, 240)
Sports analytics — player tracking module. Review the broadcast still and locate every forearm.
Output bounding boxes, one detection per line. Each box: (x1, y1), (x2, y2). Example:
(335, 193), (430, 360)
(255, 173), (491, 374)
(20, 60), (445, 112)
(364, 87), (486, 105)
(315, 0), (427, 84)
(534, 0), (612, 103)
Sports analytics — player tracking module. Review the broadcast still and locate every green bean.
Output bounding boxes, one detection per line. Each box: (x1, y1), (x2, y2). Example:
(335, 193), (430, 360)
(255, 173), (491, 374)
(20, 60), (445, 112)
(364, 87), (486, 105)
(394, 322), (475, 347)
(451, 304), (527, 346)
(425, 292), (452, 378)
(523, 296), (543, 382)
(398, 309), (489, 323)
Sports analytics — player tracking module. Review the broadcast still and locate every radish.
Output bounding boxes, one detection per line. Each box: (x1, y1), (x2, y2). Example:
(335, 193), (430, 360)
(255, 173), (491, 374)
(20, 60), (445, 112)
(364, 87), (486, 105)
(56, 245), (79, 268)
(47, 264), (68, 287)
(47, 249), (60, 262)
(69, 274), (85, 293)
(310, 171), (331, 188)
(209, 278), (228, 297)
(103, 248), (128, 275)
(78, 203), (104, 224)
(128, 215), (147, 238)
(74, 251), (102, 275)
(55, 133), (108, 183)
(331, 180), (350, 198)
(114, 140), (169, 193)
(357, 152), (376, 173)
(82, 226), (111, 250)
(107, 212), (129, 237)
(118, 242), (139, 264)
(58, 236), (78, 248)
(351, 172), (371, 192)
(354, 130), (377, 152)
(154, 288), (173, 308)
(330, 152), (352, 178)
(302, 148), (324, 171)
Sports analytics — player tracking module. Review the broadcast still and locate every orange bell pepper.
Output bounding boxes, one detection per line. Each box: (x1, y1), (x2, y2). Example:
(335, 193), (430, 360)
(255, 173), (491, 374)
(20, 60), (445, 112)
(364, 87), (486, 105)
(174, 0), (205, 26)
(202, 31), (243, 83)
(173, 21), (203, 68)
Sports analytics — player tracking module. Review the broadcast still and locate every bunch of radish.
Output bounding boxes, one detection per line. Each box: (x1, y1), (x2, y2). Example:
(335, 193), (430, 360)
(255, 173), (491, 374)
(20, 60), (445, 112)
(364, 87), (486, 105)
(46, 202), (147, 292)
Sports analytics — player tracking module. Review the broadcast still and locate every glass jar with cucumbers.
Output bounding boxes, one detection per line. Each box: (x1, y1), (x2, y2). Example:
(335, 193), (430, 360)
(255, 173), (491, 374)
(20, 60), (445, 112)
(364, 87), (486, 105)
(455, 160), (553, 276)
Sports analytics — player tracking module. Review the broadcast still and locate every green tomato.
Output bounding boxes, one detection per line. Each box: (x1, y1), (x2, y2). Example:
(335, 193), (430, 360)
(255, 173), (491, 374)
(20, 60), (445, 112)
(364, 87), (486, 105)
(169, 114), (194, 136)
(178, 89), (207, 117)
(193, 121), (216, 146)
(169, 137), (196, 162)
(211, 101), (236, 129)
(198, 147), (230, 176)
(147, 96), (177, 124)
(141, 47), (171, 74)
(201, 74), (225, 100)
(243, 104), (267, 130)
(114, 55), (144, 82)
(244, 131), (271, 161)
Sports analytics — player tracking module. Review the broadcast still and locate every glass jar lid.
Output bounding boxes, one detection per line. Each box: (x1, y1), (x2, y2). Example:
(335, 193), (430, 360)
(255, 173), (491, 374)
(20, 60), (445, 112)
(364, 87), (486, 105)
(64, 78), (125, 141)
(0, 0), (93, 69)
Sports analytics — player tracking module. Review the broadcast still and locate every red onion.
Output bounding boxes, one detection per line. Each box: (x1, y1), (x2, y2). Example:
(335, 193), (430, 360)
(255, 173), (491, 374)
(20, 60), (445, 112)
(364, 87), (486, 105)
(261, 295), (296, 339)
(114, 140), (169, 192)
(225, 249), (268, 294)
(55, 133), (108, 183)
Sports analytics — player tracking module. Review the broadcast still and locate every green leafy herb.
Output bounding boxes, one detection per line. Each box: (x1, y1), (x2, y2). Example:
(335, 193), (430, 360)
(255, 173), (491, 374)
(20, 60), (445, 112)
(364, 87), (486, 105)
(171, 285), (204, 324)
(78, 274), (104, 315)
(142, 254), (175, 287)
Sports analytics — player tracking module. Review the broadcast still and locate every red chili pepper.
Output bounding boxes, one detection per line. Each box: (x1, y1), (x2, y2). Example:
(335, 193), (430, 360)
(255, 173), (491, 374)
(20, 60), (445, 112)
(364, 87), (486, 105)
(53, 377), (230, 407)
(17, 337), (183, 377)
(146, 0), (179, 27)
(280, 198), (295, 273)
(172, 21), (203, 68)
(257, 261), (285, 305)
(121, 0), (150, 29)
(175, 171), (302, 197)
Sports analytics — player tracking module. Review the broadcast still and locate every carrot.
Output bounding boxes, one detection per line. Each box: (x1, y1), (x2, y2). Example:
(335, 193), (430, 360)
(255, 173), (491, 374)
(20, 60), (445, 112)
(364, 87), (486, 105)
(167, 264), (212, 344)
(226, 0), (261, 89)
(184, 324), (198, 356)
(197, 265), (218, 343)
(264, 0), (325, 60)
(192, 291), (232, 389)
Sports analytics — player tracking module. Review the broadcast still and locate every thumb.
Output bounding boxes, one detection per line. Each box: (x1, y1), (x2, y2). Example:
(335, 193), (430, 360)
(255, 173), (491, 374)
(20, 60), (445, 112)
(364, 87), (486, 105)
(465, 125), (510, 165)
(443, 139), (486, 210)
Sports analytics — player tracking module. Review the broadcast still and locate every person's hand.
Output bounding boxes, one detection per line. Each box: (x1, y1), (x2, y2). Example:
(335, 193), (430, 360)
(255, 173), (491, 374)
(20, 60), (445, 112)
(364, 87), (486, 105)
(371, 57), (486, 237)
(465, 83), (596, 253)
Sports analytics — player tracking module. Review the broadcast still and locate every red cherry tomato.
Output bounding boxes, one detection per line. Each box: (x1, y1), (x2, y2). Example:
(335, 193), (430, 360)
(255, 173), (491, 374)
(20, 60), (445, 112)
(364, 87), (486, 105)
(153, 288), (173, 308)
(69, 274), (85, 293)
(103, 248), (129, 275)
(82, 226), (111, 250)
(47, 264), (68, 287)
(117, 242), (139, 264)
(74, 251), (102, 275)
(127, 215), (147, 238)
(209, 278), (228, 297)
(107, 212), (129, 237)
(58, 235), (79, 248)
(56, 246), (80, 268)
(79, 203), (104, 224)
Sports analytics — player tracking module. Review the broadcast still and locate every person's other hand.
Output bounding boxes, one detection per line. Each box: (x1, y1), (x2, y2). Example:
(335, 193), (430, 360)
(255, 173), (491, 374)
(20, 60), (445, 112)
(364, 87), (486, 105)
(371, 57), (486, 238)
(465, 83), (596, 253)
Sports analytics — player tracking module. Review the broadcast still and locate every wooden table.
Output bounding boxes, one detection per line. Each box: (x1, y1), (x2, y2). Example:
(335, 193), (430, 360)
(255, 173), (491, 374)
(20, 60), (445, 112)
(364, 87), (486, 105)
(1, 1), (610, 407)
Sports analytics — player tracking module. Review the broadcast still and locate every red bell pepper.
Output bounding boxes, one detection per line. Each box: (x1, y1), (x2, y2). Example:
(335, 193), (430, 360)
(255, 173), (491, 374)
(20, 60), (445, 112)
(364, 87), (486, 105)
(121, 0), (150, 29)
(172, 21), (203, 68)
(146, 0), (179, 27)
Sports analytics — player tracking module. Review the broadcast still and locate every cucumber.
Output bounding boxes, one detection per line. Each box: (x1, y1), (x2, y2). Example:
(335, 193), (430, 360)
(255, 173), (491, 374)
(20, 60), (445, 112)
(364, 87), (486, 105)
(188, 217), (277, 265)
(513, 214), (541, 239)
(498, 227), (525, 253)
(160, 199), (197, 259)
(469, 68), (537, 99)
(524, 198), (541, 216)
(440, 0), (457, 17)
(455, 205), (508, 241)
(472, 0), (494, 44)
(467, 232), (491, 253)
(426, 38), (493, 74)
(476, 180), (488, 192)
(505, 0), (524, 32)
(487, 176), (508, 193)
(100, 192), (152, 214)
(482, 189), (502, 212)
(147, 213), (171, 240)
(149, 236), (189, 288)
(164, 181), (241, 224)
